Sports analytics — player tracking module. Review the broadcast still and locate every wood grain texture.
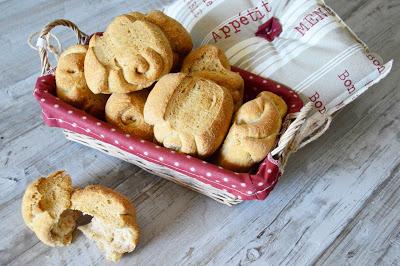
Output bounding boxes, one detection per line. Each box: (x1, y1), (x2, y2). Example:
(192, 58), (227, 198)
(0, 0), (399, 265)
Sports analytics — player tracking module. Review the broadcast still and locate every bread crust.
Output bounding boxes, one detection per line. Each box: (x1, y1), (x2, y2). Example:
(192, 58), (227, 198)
(144, 73), (234, 157)
(126, 11), (193, 71)
(145, 11), (193, 56)
(21, 171), (80, 247)
(216, 92), (287, 172)
(84, 14), (173, 94)
(55, 45), (108, 119)
(105, 90), (153, 140)
(259, 91), (288, 118)
(181, 45), (244, 110)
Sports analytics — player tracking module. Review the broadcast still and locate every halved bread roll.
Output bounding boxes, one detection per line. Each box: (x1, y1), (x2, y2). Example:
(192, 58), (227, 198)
(216, 91), (288, 172)
(144, 73), (234, 157)
(22, 172), (140, 262)
(21, 171), (81, 247)
(71, 185), (140, 262)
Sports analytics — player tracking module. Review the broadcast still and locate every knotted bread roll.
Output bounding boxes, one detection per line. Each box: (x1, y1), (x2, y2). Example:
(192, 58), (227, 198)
(144, 73), (234, 157)
(84, 13), (174, 94)
(181, 45), (244, 110)
(55, 45), (108, 119)
(105, 90), (153, 140)
(216, 91), (288, 172)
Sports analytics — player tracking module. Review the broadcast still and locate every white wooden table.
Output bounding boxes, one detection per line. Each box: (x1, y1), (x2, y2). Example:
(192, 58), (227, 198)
(1, 0), (399, 265)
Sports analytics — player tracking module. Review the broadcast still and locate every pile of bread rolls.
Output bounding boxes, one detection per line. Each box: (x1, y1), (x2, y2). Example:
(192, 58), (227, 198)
(56, 11), (288, 173)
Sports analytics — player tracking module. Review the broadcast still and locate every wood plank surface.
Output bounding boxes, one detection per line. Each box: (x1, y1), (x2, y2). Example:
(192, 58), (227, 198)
(0, 0), (399, 265)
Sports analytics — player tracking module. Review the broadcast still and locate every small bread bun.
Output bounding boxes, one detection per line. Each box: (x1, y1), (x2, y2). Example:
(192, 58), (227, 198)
(55, 45), (109, 119)
(144, 73), (234, 157)
(105, 90), (153, 140)
(21, 171), (81, 247)
(71, 185), (140, 262)
(260, 91), (288, 118)
(181, 45), (244, 110)
(145, 11), (193, 70)
(216, 92), (287, 172)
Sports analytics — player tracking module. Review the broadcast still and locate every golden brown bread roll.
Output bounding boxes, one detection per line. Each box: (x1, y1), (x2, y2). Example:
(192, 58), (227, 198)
(21, 171), (81, 247)
(260, 91), (288, 118)
(105, 90), (153, 140)
(71, 185), (140, 262)
(55, 45), (108, 119)
(181, 45), (244, 110)
(144, 73), (234, 157)
(126, 11), (192, 71)
(216, 91), (288, 172)
(143, 11), (192, 70)
(84, 14), (174, 94)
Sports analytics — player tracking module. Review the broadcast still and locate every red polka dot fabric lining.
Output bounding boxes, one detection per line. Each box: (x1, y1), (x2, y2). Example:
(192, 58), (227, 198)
(33, 68), (303, 200)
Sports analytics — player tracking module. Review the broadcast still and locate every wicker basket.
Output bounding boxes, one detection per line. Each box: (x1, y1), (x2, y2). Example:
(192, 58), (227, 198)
(32, 19), (331, 206)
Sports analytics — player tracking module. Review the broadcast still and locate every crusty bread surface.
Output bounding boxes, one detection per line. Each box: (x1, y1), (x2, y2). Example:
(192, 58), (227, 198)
(181, 45), (244, 110)
(21, 171), (81, 247)
(105, 90), (153, 140)
(84, 14), (173, 94)
(144, 73), (234, 157)
(216, 92), (287, 172)
(55, 45), (108, 118)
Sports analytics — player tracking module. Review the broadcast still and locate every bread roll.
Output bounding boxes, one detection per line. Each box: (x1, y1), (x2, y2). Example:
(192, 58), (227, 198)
(21, 171), (81, 247)
(260, 91), (288, 118)
(216, 92), (287, 172)
(55, 45), (108, 118)
(144, 73), (234, 157)
(181, 45), (244, 110)
(84, 14), (173, 94)
(144, 11), (193, 70)
(71, 185), (140, 262)
(105, 90), (153, 140)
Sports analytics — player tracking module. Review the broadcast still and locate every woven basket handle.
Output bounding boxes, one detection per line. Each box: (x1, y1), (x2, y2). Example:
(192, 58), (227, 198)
(272, 102), (332, 168)
(36, 19), (89, 75)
